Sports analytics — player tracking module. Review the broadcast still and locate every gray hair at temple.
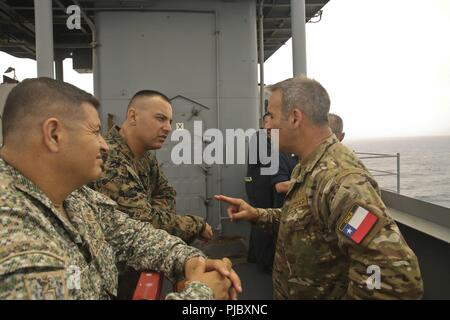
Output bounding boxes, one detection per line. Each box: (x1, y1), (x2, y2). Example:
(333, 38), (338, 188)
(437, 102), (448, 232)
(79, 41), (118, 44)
(328, 113), (345, 141)
(267, 75), (330, 125)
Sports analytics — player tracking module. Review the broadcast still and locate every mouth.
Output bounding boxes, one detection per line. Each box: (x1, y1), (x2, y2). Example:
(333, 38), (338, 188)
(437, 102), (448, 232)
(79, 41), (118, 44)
(96, 156), (105, 172)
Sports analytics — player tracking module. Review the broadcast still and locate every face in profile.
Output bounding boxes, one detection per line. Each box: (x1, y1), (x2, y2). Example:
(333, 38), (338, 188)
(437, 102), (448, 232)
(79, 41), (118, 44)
(133, 96), (173, 150)
(267, 89), (291, 153)
(61, 103), (109, 185)
(263, 115), (272, 136)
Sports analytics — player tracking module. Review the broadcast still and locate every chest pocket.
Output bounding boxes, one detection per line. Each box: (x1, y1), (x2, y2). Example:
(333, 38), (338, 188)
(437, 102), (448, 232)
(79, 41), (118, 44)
(126, 164), (146, 190)
(83, 234), (117, 296)
(283, 206), (312, 231)
(282, 185), (313, 231)
(68, 202), (118, 297)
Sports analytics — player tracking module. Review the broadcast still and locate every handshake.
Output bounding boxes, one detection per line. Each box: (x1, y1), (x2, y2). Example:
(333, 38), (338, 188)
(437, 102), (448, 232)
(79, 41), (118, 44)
(181, 256), (242, 300)
(175, 194), (260, 300)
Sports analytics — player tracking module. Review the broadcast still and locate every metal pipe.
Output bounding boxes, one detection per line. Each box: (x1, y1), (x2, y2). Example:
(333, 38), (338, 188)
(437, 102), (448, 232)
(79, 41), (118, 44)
(263, 3), (321, 8)
(72, 0), (95, 34)
(0, 39), (35, 54)
(34, 0), (54, 78)
(54, 43), (92, 48)
(397, 153), (401, 194)
(72, 0), (99, 98)
(55, 57), (64, 81)
(290, 0), (307, 76)
(258, 0), (265, 118)
(264, 17), (292, 21)
(214, 11), (223, 233)
(13, 4), (320, 10)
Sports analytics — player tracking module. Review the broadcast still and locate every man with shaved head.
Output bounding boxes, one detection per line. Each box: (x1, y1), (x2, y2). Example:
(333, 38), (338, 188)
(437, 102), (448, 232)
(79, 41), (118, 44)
(0, 78), (241, 299)
(90, 91), (212, 243)
(328, 113), (345, 142)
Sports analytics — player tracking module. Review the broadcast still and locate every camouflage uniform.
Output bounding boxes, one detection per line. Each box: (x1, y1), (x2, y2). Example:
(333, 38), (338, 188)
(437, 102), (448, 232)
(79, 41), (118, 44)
(0, 158), (212, 300)
(256, 135), (423, 299)
(90, 126), (205, 243)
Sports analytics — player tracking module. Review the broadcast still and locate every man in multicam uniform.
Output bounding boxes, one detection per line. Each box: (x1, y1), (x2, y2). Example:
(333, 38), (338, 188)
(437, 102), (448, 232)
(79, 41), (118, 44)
(215, 75), (423, 299)
(90, 90), (212, 244)
(0, 78), (241, 299)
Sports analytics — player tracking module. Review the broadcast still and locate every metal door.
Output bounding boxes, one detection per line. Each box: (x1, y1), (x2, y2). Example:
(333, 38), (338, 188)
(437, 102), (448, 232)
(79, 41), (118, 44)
(156, 96), (212, 219)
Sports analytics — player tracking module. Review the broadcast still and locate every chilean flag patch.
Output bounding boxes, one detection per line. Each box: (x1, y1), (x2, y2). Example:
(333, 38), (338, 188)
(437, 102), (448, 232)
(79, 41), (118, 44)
(341, 206), (378, 244)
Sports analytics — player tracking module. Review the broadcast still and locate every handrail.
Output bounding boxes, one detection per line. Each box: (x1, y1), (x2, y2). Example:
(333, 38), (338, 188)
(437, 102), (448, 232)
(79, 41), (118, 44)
(355, 152), (400, 194)
(357, 152), (398, 158)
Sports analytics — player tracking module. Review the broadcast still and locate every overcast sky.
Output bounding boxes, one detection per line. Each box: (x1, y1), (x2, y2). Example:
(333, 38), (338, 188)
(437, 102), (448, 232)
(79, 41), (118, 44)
(1, 0), (449, 139)
(265, 0), (450, 139)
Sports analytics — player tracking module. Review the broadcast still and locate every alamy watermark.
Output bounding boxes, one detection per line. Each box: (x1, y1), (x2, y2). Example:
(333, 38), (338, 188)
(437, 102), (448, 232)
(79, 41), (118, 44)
(366, 265), (381, 290)
(67, 265), (81, 291)
(171, 121), (279, 175)
(66, 5), (81, 30)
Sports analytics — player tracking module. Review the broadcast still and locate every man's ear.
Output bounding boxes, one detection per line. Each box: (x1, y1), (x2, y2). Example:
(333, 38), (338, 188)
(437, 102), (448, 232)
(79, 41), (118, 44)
(127, 107), (137, 126)
(42, 118), (62, 153)
(291, 108), (303, 128)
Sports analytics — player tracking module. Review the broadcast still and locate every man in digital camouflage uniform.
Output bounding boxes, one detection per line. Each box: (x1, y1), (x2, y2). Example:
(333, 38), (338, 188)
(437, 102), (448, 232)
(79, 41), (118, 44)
(0, 78), (241, 299)
(90, 90), (212, 244)
(215, 75), (423, 299)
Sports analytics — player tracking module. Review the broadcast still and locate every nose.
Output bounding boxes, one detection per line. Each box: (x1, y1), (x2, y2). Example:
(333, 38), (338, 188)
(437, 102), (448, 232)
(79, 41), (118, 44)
(164, 121), (173, 133)
(99, 134), (110, 152)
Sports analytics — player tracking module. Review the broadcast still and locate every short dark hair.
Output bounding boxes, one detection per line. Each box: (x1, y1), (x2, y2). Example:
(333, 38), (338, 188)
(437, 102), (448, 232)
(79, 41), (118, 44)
(328, 113), (344, 135)
(127, 90), (171, 110)
(2, 78), (99, 143)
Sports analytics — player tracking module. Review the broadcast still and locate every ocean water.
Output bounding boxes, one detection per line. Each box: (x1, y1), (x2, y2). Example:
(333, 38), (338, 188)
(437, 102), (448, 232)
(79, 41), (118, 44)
(346, 136), (450, 209)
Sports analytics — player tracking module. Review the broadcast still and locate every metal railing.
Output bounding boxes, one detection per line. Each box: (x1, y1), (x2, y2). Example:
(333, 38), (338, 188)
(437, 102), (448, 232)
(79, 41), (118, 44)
(356, 152), (400, 194)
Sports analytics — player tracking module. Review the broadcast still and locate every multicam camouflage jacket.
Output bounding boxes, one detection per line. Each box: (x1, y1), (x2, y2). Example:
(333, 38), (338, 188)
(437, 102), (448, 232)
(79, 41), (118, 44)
(0, 158), (212, 300)
(90, 126), (205, 243)
(256, 135), (424, 300)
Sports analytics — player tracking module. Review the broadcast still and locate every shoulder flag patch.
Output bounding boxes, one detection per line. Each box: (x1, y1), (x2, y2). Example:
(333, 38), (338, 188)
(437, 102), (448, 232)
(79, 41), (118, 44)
(341, 206), (378, 244)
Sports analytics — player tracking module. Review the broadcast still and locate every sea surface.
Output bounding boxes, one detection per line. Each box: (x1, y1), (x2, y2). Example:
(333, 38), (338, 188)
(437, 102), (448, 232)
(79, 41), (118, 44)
(346, 136), (450, 208)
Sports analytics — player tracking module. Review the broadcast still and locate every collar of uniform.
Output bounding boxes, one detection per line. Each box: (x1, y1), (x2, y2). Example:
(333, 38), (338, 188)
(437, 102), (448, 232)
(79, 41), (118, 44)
(106, 125), (136, 161)
(0, 158), (83, 244)
(0, 158), (55, 209)
(295, 134), (339, 183)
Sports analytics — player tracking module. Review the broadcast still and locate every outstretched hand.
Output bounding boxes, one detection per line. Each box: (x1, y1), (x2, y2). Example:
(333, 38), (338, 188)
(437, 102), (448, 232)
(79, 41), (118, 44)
(214, 195), (258, 222)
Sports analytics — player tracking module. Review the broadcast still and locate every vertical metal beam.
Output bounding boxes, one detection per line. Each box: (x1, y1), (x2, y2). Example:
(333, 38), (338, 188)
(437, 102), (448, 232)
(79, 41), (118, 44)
(258, 0), (265, 118)
(397, 153), (401, 194)
(34, 0), (54, 78)
(214, 11), (223, 233)
(55, 57), (64, 82)
(72, 0), (99, 100)
(290, 0), (307, 76)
